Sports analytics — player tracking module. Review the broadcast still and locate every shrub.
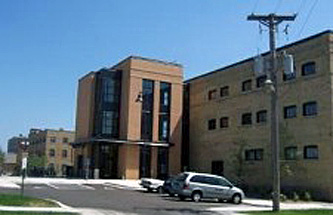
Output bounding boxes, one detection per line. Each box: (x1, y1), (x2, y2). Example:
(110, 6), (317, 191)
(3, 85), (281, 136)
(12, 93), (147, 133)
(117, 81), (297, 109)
(292, 192), (300, 202)
(303, 191), (312, 201)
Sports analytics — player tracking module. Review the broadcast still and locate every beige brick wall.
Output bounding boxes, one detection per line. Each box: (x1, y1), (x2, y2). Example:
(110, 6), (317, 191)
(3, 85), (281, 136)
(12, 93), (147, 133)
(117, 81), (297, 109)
(188, 32), (333, 201)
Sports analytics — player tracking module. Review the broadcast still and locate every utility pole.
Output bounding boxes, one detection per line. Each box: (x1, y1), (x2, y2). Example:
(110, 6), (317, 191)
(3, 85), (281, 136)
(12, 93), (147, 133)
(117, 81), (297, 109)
(247, 13), (296, 212)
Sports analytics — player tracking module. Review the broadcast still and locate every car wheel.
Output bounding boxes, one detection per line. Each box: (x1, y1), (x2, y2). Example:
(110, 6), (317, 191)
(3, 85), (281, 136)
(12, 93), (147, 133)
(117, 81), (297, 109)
(157, 186), (164, 194)
(191, 191), (202, 202)
(231, 194), (242, 204)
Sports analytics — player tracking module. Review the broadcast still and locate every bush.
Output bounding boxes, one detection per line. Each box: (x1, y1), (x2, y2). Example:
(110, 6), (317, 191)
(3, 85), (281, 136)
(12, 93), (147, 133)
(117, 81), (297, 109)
(303, 191), (312, 201)
(280, 193), (288, 202)
(292, 192), (300, 202)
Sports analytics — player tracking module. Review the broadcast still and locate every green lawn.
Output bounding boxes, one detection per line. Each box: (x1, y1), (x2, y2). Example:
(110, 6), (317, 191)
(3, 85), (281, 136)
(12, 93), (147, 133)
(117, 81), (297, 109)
(0, 194), (58, 207)
(246, 210), (333, 215)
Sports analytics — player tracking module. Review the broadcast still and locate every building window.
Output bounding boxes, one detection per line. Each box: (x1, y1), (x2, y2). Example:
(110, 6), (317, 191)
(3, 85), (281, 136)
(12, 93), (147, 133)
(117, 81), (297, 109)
(102, 78), (118, 103)
(63, 137), (68, 143)
(159, 114), (170, 142)
(284, 105), (297, 119)
(304, 145), (319, 159)
(256, 110), (267, 123)
(283, 72), (296, 81)
(242, 80), (252, 92)
(208, 89), (217, 100)
(302, 62), (316, 76)
(220, 86), (229, 97)
(220, 117), (229, 128)
(256, 75), (267, 88)
(159, 82), (171, 142)
(241, 113), (252, 125)
(141, 79), (154, 141)
(285, 146), (297, 160)
(50, 137), (56, 143)
(245, 149), (263, 161)
(208, 119), (216, 130)
(49, 149), (55, 157)
(303, 101), (317, 116)
(62, 150), (67, 158)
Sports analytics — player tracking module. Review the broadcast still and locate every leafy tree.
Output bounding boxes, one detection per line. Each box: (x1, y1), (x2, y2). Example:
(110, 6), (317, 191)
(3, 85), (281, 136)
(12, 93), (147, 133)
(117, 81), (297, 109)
(27, 155), (46, 176)
(0, 147), (5, 174)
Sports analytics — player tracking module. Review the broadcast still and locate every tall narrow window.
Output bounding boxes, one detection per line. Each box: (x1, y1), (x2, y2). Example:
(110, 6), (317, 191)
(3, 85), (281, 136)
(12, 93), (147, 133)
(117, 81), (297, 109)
(141, 79), (154, 141)
(208, 119), (216, 130)
(94, 70), (121, 138)
(159, 82), (171, 142)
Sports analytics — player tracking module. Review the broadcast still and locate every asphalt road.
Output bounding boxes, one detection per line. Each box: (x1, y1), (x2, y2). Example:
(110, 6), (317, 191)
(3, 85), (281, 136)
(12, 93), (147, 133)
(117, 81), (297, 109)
(0, 184), (240, 215)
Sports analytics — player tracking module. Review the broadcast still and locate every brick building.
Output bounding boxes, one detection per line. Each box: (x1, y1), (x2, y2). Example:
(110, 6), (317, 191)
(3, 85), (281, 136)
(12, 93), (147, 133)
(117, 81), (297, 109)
(28, 128), (75, 177)
(184, 30), (333, 201)
(73, 56), (183, 179)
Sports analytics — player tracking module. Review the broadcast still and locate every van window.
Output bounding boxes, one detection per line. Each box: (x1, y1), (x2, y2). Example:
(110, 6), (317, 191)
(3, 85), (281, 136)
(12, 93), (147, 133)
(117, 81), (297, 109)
(176, 173), (189, 182)
(190, 175), (205, 183)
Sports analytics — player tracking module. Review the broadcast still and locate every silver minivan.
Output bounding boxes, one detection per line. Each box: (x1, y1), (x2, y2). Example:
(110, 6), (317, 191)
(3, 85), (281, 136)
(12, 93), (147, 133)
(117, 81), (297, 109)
(172, 172), (245, 204)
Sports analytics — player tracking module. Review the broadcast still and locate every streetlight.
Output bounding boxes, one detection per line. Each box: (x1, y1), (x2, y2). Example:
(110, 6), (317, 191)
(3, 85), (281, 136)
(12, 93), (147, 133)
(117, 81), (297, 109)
(20, 139), (29, 196)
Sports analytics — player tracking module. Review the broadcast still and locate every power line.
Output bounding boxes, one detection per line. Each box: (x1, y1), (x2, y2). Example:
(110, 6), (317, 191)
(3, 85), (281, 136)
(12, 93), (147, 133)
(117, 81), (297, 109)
(252, 0), (261, 13)
(297, 0), (319, 37)
(296, 0), (308, 15)
(274, 0), (283, 13)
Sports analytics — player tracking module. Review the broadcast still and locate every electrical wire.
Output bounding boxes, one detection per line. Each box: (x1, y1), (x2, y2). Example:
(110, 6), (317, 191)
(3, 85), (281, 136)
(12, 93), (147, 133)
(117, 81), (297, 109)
(252, 0), (261, 13)
(297, 0), (319, 37)
(274, 0), (283, 13)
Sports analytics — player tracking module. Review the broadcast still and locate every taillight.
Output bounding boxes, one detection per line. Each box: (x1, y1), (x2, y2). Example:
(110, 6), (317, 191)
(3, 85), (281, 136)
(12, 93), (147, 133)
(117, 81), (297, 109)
(183, 183), (189, 190)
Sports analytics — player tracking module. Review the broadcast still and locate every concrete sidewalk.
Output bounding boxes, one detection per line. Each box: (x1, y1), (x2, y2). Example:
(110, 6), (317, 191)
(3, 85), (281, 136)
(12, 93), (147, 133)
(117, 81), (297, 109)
(0, 176), (142, 190)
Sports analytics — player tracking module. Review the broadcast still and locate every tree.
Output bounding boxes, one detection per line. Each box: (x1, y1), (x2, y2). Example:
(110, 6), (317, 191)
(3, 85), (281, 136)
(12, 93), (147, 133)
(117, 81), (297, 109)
(0, 147), (5, 174)
(27, 155), (46, 177)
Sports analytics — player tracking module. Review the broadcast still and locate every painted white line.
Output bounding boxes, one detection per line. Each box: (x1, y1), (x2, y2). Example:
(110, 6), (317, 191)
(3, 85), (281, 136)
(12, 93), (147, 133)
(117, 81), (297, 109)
(47, 183), (59, 190)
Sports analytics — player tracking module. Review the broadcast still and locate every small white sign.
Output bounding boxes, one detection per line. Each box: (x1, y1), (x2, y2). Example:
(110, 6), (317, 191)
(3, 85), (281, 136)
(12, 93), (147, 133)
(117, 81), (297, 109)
(22, 157), (27, 170)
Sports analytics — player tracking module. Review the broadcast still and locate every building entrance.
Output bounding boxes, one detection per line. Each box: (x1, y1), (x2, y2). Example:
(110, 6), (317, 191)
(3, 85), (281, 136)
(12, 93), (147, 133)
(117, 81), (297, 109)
(139, 145), (151, 178)
(99, 144), (118, 179)
(211, 160), (224, 176)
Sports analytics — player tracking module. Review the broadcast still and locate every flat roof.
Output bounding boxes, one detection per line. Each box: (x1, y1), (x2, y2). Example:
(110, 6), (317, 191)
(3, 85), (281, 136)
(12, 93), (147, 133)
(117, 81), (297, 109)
(185, 30), (333, 83)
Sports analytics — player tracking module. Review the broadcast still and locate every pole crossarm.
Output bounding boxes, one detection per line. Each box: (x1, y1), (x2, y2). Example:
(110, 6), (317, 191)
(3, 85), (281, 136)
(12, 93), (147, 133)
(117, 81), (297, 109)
(247, 13), (297, 22)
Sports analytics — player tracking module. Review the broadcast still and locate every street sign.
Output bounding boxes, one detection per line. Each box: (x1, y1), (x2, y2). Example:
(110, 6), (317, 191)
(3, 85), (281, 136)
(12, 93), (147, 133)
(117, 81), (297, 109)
(22, 157), (27, 170)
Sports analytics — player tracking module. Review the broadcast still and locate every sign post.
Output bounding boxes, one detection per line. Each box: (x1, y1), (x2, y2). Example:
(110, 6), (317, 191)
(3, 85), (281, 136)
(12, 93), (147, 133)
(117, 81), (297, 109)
(21, 157), (27, 196)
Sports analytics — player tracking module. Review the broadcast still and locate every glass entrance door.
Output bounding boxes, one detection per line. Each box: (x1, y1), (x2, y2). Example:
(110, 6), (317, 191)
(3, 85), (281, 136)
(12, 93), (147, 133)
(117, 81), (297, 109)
(139, 145), (151, 178)
(99, 144), (118, 179)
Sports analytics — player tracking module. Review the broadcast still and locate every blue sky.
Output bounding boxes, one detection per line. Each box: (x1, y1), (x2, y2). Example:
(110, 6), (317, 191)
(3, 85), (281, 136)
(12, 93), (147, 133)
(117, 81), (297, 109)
(0, 0), (332, 151)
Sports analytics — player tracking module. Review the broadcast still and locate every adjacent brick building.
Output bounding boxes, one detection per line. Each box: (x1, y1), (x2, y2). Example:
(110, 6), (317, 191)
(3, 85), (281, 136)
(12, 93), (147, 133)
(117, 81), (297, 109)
(184, 30), (333, 201)
(73, 56), (183, 179)
(28, 128), (75, 177)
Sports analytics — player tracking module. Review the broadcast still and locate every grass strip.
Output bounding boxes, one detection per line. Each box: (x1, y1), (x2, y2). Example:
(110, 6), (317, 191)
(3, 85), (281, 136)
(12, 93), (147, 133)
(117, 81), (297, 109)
(0, 194), (58, 207)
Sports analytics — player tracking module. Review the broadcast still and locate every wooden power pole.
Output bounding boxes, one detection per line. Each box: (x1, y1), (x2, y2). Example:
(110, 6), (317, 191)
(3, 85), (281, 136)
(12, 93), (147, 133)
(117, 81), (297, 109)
(247, 13), (296, 212)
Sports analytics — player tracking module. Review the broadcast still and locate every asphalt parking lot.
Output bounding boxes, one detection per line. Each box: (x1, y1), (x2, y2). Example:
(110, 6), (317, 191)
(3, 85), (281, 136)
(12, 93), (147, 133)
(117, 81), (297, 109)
(0, 182), (241, 215)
